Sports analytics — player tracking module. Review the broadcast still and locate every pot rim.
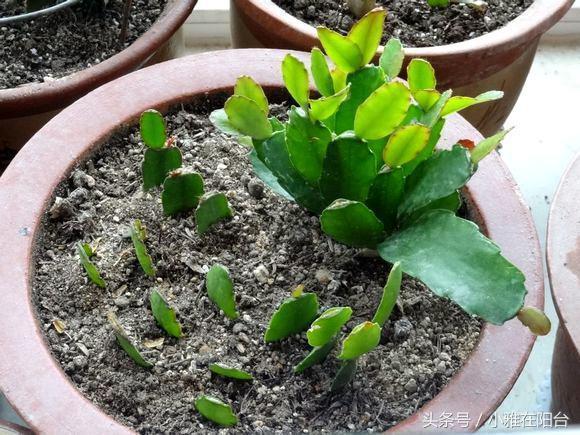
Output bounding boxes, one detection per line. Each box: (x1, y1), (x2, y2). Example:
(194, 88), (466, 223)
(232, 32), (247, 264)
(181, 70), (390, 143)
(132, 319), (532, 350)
(233, 0), (573, 57)
(547, 152), (580, 353)
(0, 49), (543, 434)
(0, 0), (198, 119)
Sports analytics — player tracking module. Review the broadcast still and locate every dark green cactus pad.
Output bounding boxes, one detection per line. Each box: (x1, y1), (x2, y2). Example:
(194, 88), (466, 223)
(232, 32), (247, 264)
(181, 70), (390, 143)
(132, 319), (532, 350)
(320, 199), (385, 249)
(162, 171), (204, 216)
(142, 147), (182, 191)
(195, 192), (234, 234)
(140, 109), (167, 150)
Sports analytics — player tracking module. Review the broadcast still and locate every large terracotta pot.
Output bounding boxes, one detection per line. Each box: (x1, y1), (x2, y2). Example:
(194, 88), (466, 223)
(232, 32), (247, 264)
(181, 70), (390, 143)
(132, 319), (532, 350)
(547, 152), (580, 424)
(0, 0), (198, 152)
(0, 49), (543, 433)
(230, 0), (573, 137)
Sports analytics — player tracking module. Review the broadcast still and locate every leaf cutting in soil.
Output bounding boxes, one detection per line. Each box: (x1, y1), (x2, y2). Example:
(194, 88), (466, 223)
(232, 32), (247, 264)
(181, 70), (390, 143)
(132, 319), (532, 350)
(140, 110), (234, 227)
(330, 264), (402, 390)
(339, 321), (381, 360)
(130, 220), (156, 277)
(307, 306), (352, 347)
(150, 289), (183, 338)
(107, 312), (153, 369)
(295, 305), (352, 373)
(294, 335), (338, 374)
(195, 192), (234, 235)
(162, 170), (205, 216)
(139, 110), (183, 190)
(209, 363), (254, 381)
(372, 262), (402, 327)
(195, 395), (238, 427)
(76, 242), (106, 288)
(206, 264), (239, 320)
(264, 286), (319, 343)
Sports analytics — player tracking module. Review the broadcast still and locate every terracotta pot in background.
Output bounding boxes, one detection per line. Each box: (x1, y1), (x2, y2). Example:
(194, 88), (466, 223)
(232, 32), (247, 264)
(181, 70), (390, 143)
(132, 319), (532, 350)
(547, 152), (580, 424)
(0, 0), (198, 151)
(230, 0), (573, 137)
(0, 49), (543, 433)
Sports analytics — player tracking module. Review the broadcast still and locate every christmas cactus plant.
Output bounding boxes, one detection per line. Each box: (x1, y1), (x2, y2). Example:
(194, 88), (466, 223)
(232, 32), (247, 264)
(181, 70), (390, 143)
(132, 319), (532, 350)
(211, 7), (549, 333)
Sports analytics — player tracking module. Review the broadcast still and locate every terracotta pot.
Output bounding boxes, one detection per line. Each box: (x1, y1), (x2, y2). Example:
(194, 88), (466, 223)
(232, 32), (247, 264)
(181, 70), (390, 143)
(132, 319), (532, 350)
(0, 0), (198, 152)
(547, 152), (580, 424)
(230, 0), (573, 137)
(0, 49), (543, 433)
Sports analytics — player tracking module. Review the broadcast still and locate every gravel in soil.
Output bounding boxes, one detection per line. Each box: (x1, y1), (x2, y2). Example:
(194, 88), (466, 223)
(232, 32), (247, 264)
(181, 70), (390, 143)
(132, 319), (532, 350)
(33, 98), (482, 433)
(0, 0), (167, 89)
(272, 0), (533, 47)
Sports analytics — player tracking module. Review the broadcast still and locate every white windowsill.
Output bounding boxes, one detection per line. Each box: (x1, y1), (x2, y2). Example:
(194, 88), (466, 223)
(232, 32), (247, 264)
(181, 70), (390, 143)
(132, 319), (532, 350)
(183, 0), (231, 46)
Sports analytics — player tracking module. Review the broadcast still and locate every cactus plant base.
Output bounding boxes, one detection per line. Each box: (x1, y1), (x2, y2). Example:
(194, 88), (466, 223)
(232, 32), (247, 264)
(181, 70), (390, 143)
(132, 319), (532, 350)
(272, 0), (533, 48)
(0, 0), (168, 90)
(31, 102), (481, 432)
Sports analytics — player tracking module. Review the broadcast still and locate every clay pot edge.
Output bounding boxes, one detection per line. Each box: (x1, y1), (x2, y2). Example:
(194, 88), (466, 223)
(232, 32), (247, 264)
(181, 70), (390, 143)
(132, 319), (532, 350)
(547, 152), (580, 353)
(234, 0), (572, 56)
(232, 0), (573, 88)
(0, 0), (198, 118)
(0, 49), (542, 434)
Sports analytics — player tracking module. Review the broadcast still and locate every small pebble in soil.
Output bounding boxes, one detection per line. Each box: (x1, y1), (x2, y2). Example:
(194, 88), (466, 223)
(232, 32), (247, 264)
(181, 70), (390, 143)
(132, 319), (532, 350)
(253, 264), (270, 284)
(247, 179), (265, 199)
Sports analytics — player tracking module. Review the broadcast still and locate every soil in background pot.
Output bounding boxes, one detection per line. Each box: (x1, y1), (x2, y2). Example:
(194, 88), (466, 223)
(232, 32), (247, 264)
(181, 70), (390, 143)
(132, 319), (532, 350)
(272, 0), (533, 47)
(32, 98), (482, 433)
(0, 0), (168, 89)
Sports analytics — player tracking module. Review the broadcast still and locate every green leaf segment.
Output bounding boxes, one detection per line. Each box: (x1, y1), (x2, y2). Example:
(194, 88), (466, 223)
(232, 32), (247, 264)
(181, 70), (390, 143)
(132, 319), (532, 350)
(77, 242), (106, 288)
(330, 264), (402, 391)
(209, 363), (253, 381)
(150, 289), (183, 338)
(211, 8), (547, 330)
(140, 110), (182, 191)
(130, 220), (156, 277)
(378, 211), (527, 325)
(264, 287), (319, 343)
(206, 264), (239, 320)
(107, 312), (153, 369)
(307, 307), (353, 347)
(195, 192), (234, 234)
(195, 395), (238, 427)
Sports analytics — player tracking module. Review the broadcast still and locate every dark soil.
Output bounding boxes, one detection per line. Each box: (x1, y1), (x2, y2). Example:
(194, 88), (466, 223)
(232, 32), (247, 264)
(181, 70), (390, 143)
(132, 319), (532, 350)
(0, 148), (16, 175)
(272, 0), (533, 47)
(0, 0), (167, 89)
(32, 98), (482, 433)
